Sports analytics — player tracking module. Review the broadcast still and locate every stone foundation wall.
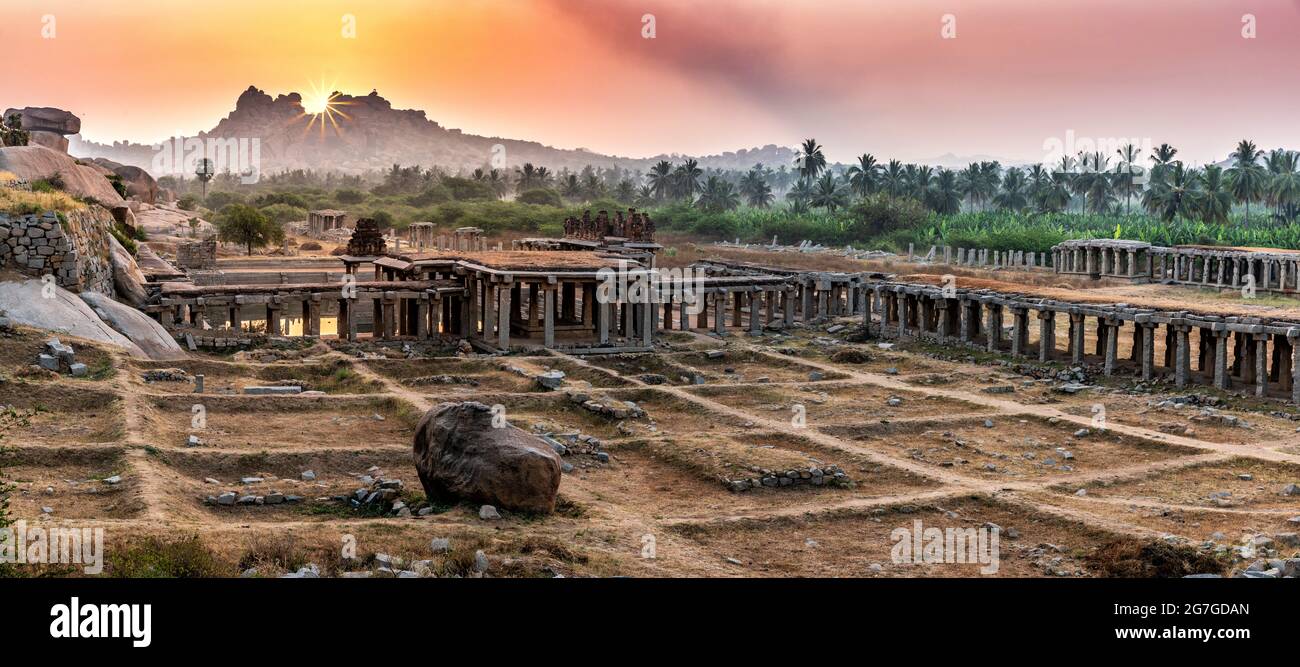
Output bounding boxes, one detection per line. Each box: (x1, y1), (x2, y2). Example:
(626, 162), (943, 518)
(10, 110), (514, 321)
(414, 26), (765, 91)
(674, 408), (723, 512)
(177, 238), (217, 269)
(0, 209), (115, 295)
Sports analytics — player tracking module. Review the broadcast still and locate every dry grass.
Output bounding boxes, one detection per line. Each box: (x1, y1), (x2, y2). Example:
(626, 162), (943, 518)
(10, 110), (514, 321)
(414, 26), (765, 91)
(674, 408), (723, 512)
(0, 186), (84, 214)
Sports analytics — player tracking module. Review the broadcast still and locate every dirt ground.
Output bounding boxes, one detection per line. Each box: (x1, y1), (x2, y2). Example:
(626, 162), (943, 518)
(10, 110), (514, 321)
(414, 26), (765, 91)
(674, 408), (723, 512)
(2, 262), (1298, 577)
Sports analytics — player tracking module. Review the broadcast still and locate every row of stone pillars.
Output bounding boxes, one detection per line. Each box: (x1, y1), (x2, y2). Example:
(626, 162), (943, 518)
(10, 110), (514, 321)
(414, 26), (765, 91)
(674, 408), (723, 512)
(1054, 245), (1151, 278)
(871, 285), (1300, 403)
(1155, 250), (1300, 292)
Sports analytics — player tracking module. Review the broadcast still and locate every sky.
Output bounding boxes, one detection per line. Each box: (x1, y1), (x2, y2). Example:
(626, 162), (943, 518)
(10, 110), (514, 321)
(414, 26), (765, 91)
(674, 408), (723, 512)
(3, 0), (1299, 165)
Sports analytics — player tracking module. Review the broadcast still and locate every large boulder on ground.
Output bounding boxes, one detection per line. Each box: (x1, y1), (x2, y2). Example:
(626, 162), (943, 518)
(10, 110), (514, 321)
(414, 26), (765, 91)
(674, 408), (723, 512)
(91, 158), (159, 204)
(413, 401), (563, 513)
(79, 291), (185, 360)
(0, 146), (126, 207)
(3, 107), (81, 135)
(107, 234), (148, 307)
(0, 279), (146, 357)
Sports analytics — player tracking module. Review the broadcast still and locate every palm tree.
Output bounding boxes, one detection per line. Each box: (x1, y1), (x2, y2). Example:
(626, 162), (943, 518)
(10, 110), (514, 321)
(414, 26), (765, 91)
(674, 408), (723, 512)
(671, 159), (702, 201)
(846, 153), (879, 198)
(993, 167), (1028, 212)
(1227, 139), (1265, 227)
(809, 172), (849, 211)
(739, 168), (774, 207)
(698, 176), (741, 213)
(1269, 150), (1300, 223)
(487, 168), (509, 198)
(1197, 165), (1232, 224)
(648, 160), (673, 201)
(582, 173), (606, 201)
(1149, 143), (1178, 184)
(910, 165), (934, 202)
(515, 163), (540, 191)
(795, 138), (826, 181)
(929, 169), (961, 214)
(634, 184), (656, 207)
(1037, 172), (1072, 213)
(614, 178), (636, 203)
(957, 163), (982, 211)
(1114, 143), (1143, 215)
(533, 166), (552, 188)
(881, 160), (907, 198)
(785, 178), (813, 209)
(1149, 163), (1201, 221)
(560, 174), (582, 201)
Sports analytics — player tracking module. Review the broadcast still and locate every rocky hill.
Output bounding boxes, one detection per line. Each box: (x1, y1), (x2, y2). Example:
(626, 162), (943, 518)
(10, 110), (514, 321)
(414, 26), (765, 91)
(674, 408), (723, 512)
(70, 86), (799, 176)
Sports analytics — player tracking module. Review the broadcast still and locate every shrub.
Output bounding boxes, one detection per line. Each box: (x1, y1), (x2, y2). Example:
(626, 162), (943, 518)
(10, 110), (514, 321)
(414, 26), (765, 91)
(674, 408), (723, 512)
(203, 191), (245, 210)
(335, 188), (367, 204)
(441, 176), (497, 202)
(517, 188), (563, 207)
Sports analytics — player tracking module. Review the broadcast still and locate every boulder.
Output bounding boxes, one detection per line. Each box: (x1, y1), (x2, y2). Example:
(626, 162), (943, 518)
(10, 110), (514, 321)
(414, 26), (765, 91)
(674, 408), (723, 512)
(108, 233), (148, 307)
(0, 279), (146, 357)
(412, 401), (563, 513)
(0, 146), (125, 207)
(28, 131), (69, 153)
(3, 107), (81, 135)
(92, 158), (159, 204)
(79, 291), (185, 360)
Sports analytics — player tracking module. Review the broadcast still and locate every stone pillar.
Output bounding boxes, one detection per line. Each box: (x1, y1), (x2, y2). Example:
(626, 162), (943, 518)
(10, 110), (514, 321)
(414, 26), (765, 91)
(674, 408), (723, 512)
(1010, 307), (1028, 357)
(1173, 324), (1191, 388)
(416, 296), (430, 339)
(1103, 318), (1120, 375)
(985, 303), (1002, 353)
(1290, 329), (1300, 404)
(1038, 310), (1055, 361)
(1253, 333), (1269, 397)
(785, 289), (795, 328)
(1138, 321), (1156, 381)
(1211, 328), (1230, 390)
(642, 300), (654, 347)
(483, 283), (497, 342)
(543, 286), (556, 348)
(498, 283), (512, 348)
(265, 301), (281, 336)
(713, 291), (726, 335)
(1069, 313), (1086, 364)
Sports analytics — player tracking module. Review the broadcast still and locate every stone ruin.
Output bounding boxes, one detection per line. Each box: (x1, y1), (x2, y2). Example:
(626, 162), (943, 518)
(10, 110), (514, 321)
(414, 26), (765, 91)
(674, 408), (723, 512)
(38, 337), (87, 377)
(176, 237), (217, 270)
(307, 209), (348, 238)
(563, 208), (655, 243)
(346, 217), (387, 256)
(408, 222), (435, 249)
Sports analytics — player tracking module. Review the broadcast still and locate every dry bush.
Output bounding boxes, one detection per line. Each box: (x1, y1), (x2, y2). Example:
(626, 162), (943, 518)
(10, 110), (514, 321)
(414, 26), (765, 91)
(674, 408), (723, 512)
(1087, 538), (1226, 578)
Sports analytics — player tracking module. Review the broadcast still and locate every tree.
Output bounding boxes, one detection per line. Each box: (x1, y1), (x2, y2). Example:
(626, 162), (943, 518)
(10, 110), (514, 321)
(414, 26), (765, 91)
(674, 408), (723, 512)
(217, 204), (284, 255)
(648, 160), (673, 201)
(928, 169), (961, 214)
(795, 138), (826, 181)
(881, 160), (907, 198)
(1197, 165), (1232, 224)
(1114, 143), (1143, 215)
(739, 168), (774, 207)
(846, 154), (879, 198)
(810, 172), (849, 211)
(195, 158), (215, 198)
(697, 176), (740, 212)
(671, 159), (702, 201)
(993, 167), (1028, 212)
(0, 113), (29, 147)
(1227, 139), (1265, 227)
(1148, 163), (1200, 221)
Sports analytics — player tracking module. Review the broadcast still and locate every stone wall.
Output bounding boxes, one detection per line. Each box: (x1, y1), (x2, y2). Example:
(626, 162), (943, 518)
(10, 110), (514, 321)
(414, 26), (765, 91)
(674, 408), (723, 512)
(0, 208), (116, 295)
(177, 237), (217, 269)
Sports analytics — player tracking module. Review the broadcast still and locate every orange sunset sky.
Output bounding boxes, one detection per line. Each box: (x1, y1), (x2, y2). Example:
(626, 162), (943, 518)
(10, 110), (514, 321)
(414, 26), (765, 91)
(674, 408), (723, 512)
(3, 0), (1299, 164)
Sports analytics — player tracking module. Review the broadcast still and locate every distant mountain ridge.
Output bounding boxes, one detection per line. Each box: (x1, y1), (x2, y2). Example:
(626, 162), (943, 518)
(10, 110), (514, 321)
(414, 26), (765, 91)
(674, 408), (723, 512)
(69, 86), (800, 178)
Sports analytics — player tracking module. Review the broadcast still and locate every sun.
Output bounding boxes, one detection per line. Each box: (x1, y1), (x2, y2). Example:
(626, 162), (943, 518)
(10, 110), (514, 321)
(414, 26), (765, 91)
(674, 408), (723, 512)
(299, 78), (351, 137)
(302, 91), (333, 115)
